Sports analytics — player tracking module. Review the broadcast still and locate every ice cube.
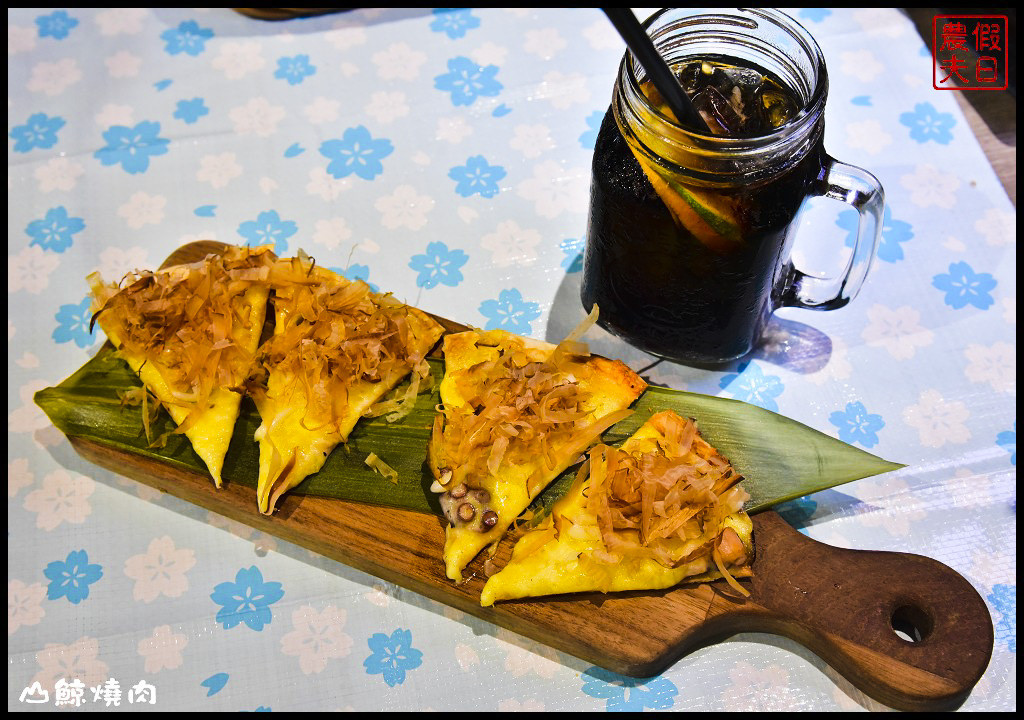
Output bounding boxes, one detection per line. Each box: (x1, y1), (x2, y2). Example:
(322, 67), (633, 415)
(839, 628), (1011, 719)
(692, 86), (745, 136)
(715, 65), (764, 90)
(675, 61), (704, 95)
(760, 89), (795, 128)
(709, 65), (764, 113)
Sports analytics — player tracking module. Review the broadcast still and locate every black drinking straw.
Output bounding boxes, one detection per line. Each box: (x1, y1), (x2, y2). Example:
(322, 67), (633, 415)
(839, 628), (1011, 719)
(601, 8), (710, 132)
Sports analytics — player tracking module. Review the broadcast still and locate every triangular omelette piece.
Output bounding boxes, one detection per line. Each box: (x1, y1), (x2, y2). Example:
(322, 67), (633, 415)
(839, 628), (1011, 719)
(252, 255), (444, 515)
(88, 245), (276, 487)
(428, 326), (647, 582)
(479, 410), (753, 606)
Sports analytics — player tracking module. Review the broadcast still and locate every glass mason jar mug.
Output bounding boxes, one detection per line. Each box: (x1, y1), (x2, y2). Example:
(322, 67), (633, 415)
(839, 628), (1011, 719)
(582, 8), (884, 366)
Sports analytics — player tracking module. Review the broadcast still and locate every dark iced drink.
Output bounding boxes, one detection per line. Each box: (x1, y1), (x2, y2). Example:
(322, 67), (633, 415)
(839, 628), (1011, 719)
(583, 9), (884, 367)
(584, 57), (824, 365)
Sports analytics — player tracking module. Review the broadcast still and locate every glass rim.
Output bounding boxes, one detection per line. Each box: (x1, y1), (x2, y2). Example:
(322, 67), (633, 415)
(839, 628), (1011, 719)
(622, 7), (829, 149)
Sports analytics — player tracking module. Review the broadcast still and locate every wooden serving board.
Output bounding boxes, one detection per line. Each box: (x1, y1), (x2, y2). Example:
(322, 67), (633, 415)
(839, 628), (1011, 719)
(68, 242), (993, 712)
(72, 439), (992, 711)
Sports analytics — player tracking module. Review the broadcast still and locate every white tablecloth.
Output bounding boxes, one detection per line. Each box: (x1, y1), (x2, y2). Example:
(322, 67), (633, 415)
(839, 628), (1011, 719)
(8, 7), (1015, 711)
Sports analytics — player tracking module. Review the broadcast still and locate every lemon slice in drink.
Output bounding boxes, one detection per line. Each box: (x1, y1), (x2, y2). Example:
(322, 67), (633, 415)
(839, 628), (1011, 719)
(626, 84), (745, 255)
(627, 143), (744, 255)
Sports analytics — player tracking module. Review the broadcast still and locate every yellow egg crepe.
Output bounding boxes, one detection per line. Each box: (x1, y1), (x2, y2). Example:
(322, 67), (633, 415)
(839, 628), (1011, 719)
(88, 245), (276, 488)
(428, 315), (647, 582)
(479, 410), (753, 606)
(251, 255), (444, 515)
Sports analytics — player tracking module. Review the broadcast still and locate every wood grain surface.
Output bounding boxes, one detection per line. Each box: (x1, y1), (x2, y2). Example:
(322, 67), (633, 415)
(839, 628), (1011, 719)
(71, 436), (993, 712)
(68, 241), (994, 711)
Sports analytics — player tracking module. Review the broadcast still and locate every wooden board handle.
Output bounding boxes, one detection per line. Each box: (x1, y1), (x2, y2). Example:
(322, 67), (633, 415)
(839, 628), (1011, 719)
(705, 512), (993, 711)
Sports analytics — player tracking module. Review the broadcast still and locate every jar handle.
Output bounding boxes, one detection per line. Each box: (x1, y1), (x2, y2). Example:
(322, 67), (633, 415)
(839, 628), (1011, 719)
(779, 156), (885, 310)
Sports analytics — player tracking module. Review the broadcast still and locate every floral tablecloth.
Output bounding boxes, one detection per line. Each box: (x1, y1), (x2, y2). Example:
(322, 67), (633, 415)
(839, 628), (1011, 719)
(8, 7), (1015, 712)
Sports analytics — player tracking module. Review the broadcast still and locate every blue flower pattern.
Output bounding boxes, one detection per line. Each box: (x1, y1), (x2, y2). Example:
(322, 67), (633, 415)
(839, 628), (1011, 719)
(320, 126), (394, 180)
(434, 57), (502, 106)
(839, 206), (913, 263)
(479, 288), (541, 334)
(363, 629), (423, 686)
(579, 111), (603, 150)
(36, 10), (78, 39)
(174, 98), (209, 124)
(560, 237), (584, 273)
(210, 566), (284, 631)
(26, 206), (85, 253)
(161, 20), (214, 57)
(581, 666), (678, 711)
(408, 242), (468, 289)
(201, 673), (230, 697)
(719, 361), (784, 412)
(94, 121), (170, 174)
(798, 9), (832, 22)
(10, 113), (65, 153)
(52, 297), (96, 348)
(449, 156), (506, 198)
(237, 211), (297, 255)
(829, 401), (885, 448)
(430, 9), (480, 39)
(44, 550), (103, 604)
(899, 102), (955, 144)
(932, 261), (997, 310)
(989, 584), (1015, 653)
(332, 264), (379, 293)
(996, 423), (1015, 465)
(275, 55), (316, 85)
(4, 8), (1018, 712)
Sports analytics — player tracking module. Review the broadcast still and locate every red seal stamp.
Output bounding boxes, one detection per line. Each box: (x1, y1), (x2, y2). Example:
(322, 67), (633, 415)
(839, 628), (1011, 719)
(933, 14), (1009, 90)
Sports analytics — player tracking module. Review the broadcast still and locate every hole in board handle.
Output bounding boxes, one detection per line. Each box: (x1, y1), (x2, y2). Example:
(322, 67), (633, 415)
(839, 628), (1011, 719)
(891, 604), (934, 644)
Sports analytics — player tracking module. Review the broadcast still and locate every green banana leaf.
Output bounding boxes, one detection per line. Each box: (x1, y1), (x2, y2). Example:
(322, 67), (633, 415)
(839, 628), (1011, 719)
(35, 348), (902, 517)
